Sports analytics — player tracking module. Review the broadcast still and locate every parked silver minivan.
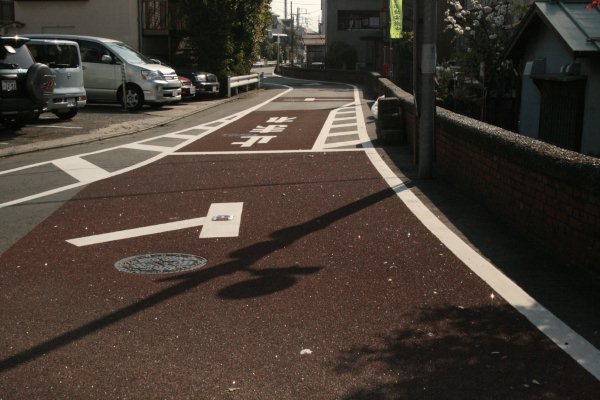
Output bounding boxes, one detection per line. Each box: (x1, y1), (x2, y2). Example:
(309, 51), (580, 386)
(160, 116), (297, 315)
(27, 39), (86, 120)
(23, 34), (181, 110)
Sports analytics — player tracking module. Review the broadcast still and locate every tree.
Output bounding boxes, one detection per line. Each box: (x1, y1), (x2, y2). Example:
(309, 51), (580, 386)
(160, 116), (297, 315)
(444, 0), (522, 97)
(179, 0), (270, 79)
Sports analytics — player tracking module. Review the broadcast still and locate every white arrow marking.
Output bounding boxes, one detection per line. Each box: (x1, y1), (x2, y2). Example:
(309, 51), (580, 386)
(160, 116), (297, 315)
(231, 136), (276, 147)
(66, 202), (243, 247)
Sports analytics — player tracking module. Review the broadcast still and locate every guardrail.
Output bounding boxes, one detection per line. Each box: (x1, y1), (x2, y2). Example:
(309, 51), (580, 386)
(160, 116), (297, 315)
(252, 60), (278, 68)
(227, 73), (260, 98)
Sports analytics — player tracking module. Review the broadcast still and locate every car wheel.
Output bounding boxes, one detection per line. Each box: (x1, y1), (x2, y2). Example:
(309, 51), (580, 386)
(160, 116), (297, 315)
(53, 108), (78, 120)
(122, 85), (144, 111)
(26, 63), (55, 105)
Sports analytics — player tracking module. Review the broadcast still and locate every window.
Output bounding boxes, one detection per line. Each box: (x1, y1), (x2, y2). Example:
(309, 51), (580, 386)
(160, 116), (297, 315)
(144, 0), (168, 33)
(0, 0), (14, 24)
(28, 43), (80, 68)
(337, 10), (380, 30)
(78, 40), (113, 64)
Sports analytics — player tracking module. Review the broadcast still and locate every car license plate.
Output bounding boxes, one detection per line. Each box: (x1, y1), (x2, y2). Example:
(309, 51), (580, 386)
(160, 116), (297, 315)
(2, 80), (17, 92)
(190, 86), (196, 95)
(212, 87), (217, 93)
(67, 98), (76, 107)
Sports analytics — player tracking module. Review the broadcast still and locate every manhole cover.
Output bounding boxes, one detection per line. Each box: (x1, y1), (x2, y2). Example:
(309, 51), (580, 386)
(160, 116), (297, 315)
(115, 253), (207, 275)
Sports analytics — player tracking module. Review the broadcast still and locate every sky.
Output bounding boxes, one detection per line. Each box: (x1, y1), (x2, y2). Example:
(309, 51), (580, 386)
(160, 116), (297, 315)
(270, 0), (322, 32)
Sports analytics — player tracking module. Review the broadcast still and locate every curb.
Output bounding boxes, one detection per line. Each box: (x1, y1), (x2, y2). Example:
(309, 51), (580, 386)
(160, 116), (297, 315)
(0, 96), (234, 158)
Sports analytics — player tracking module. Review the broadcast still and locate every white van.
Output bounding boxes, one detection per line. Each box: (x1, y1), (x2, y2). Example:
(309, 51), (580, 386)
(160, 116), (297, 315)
(23, 34), (181, 110)
(27, 39), (86, 120)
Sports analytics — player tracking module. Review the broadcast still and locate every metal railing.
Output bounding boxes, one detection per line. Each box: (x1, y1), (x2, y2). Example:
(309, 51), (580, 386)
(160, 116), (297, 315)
(227, 73), (260, 98)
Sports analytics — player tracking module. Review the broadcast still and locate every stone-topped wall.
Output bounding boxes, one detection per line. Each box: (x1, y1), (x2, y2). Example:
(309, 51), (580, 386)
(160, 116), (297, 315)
(279, 66), (600, 273)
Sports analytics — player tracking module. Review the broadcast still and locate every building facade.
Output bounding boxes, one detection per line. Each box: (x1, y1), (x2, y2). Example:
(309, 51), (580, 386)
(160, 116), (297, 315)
(322, 0), (386, 70)
(507, 0), (600, 155)
(13, 0), (172, 60)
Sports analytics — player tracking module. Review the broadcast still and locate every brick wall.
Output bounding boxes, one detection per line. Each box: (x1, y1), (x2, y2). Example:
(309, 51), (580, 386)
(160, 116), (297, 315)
(279, 67), (600, 274)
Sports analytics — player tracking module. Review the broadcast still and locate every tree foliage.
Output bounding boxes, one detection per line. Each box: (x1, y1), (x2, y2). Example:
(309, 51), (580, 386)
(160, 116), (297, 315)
(179, 0), (271, 78)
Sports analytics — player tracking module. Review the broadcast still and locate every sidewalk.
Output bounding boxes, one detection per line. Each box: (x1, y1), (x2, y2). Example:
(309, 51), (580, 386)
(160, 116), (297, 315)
(0, 97), (232, 158)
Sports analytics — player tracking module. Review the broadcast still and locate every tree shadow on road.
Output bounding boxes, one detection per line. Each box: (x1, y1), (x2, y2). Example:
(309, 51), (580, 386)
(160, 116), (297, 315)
(0, 187), (395, 373)
(334, 305), (600, 400)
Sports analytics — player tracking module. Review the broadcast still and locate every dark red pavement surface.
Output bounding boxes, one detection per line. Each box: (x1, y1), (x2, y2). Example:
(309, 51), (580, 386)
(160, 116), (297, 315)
(179, 110), (330, 152)
(1, 152), (599, 399)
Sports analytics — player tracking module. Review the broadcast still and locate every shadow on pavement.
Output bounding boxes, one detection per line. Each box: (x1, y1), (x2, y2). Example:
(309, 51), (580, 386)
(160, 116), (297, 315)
(0, 187), (395, 373)
(335, 305), (600, 399)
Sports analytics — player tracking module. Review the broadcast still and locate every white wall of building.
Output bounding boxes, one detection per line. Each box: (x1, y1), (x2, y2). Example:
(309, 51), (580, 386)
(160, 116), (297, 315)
(15, 0), (140, 50)
(518, 23), (600, 155)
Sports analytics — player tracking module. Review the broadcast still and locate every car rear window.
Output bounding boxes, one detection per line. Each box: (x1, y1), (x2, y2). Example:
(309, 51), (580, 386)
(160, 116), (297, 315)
(0, 45), (34, 69)
(28, 43), (80, 68)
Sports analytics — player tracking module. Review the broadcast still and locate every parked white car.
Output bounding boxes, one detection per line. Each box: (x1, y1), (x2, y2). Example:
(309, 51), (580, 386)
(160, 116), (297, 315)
(23, 34), (181, 110)
(27, 39), (86, 120)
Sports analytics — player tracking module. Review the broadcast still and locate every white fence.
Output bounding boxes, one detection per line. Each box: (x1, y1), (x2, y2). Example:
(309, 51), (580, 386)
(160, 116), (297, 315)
(227, 73), (261, 98)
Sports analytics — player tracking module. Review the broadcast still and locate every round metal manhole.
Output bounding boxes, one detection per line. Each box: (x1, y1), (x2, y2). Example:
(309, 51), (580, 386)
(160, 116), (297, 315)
(115, 253), (207, 275)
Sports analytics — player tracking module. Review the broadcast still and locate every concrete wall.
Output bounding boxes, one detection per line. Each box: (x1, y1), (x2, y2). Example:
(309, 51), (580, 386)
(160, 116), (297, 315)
(15, 0), (140, 50)
(280, 66), (600, 275)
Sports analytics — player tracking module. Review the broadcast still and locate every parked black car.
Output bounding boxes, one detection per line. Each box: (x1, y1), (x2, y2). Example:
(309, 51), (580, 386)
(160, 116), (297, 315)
(0, 37), (54, 129)
(176, 70), (220, 97)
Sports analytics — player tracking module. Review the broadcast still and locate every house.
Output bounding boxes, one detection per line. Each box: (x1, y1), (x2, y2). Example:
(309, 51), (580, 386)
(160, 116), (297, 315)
(12, 0), (173, 61)
(322, 0), (386, 70)
(506, 0), (600, 155)
(303, 33), (326, 67)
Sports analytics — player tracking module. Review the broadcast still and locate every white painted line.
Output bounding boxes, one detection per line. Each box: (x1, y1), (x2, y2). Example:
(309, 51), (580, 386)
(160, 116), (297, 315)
(350, 86), (600, 380)
(167, 133), (198, 139)
(123, 143), (173, 153)
(333, 116), (357, 121)
(173, 148), (363, 156)
(328, 131), (359, 137)
(67, 217), (206, 247)
(304, 98), (316, 102)
(66, 202), (244, 246)
(200, 202), (244, 238)
(336, 110), (356, 115)
(0, 85), (294, 209)
(322, 139), (368, 149)
(52, 157), (110, 183)
(330, 123), (357, 129)
(123, 143), (171, 152)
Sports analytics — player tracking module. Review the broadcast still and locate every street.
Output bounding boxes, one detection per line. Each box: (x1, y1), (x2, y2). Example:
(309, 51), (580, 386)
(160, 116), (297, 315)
(0, 74), (599, 399)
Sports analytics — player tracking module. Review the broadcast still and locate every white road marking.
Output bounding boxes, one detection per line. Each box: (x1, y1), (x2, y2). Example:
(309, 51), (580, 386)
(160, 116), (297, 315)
(0, 85), (294, 209)
(304, 98), (316, 102)
(52, 157), (110, 183)
(200, 202), (244, 238)
(349, 85), (600, 381)
(66, 202), (243, 246)
(232, 135), (276, 147)
(122, 143), (172, 152)
(67, 218), (207, 247)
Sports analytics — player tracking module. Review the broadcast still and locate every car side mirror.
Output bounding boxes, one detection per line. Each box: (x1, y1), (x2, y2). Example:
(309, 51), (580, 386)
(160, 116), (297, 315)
(101, 54), (112, 64)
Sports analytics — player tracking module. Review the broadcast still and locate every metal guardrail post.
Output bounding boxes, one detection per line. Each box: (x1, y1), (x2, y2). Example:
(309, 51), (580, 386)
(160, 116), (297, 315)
(227, 76), (232, 98)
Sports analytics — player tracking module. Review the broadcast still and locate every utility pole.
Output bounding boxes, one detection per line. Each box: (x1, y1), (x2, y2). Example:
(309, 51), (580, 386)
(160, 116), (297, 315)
(414, 0), (437, 179)
(290, 1), (294, 66)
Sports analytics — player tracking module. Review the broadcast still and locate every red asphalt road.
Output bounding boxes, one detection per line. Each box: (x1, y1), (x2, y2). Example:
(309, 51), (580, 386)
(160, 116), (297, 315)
(1, 88), (599, 399)
(180, 110), (331, 152)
